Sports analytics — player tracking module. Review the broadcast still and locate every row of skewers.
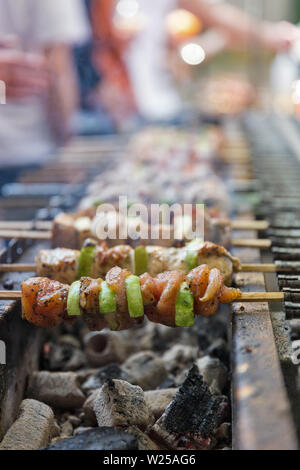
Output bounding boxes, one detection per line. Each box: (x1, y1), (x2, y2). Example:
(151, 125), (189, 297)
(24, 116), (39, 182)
(79, 126), (231, 212)
(0, 128), (282, 331)
(0, 208), (271, 249)
(0, 236), (285, 331)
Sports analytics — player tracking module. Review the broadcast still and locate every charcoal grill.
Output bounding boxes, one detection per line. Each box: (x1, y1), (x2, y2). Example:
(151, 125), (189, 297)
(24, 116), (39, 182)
(0, 122), (300, 450)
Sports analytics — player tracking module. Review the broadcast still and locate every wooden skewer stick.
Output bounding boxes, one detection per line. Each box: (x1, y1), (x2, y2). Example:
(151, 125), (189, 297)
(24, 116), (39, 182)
(0, 291), (22, 300)
(235, 292), (284, 302)
(0, 219), (270, 235)
(0, 230), (52, 240)
(0, 229), (272, 249)
(239, 263), (276, 273)
(232, 239), (271, 249)
(0, 290), (285, 302)
(231, 220), (269, 231)
(0, 263), (280, 274)
(0, 264), (37, 272)
(0, 221), (52, 231)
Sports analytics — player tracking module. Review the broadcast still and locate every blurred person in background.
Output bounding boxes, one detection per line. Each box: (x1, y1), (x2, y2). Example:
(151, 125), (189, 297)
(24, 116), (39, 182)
(93, 0), (300, 124)
(0, 0), (89, 175)
(73, 0), (117, 135)
(90, 0), (138, 131)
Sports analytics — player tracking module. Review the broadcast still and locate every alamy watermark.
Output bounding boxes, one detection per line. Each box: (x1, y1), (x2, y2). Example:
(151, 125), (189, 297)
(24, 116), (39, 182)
(0, 340), (6, 365)
(91, 197), (205, 243)
(291, 340), (300, 365)
(0, 80), (6, 104)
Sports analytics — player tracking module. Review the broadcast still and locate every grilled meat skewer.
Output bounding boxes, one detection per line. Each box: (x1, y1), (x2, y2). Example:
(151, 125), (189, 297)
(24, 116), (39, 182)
(21, 266), (242, 330)
(52, 209), (232, 249)
(36, 240), (240, 286)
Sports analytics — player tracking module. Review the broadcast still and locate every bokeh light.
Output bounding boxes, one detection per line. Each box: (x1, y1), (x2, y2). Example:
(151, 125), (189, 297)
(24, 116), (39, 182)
(291, 80), (300, 105)
(180, 43), (206, 66)
(166, 9), (202, 40)
(116, 0), (139, 19)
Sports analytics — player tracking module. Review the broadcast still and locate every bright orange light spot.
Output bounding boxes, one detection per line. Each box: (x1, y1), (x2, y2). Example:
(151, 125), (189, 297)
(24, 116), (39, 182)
(166, 9), (202, 41)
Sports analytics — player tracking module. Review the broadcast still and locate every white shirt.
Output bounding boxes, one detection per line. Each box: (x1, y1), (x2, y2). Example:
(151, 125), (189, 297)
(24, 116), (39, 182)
(0, 0), (89, 166)
(126, 0), (182, 122)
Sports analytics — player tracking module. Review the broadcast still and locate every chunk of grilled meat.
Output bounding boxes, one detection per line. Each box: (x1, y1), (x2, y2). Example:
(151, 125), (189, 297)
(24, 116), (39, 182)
(21, 266), (241, 329)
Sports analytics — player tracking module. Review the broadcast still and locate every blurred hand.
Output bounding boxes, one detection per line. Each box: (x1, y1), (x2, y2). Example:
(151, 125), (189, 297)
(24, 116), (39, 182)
(260, 21), (300, 52)
(0, 49), (49, 100)
(97, 78), (137, 127)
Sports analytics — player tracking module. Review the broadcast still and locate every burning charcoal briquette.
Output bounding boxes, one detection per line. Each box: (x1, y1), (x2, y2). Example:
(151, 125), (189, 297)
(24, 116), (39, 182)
(93, 379), (150, 429)
(43, 428), (138, 451)
(0, 399), (56, 450)
(84, 332), (129, 367)
(150, 364), (228, 450)
(27, 371), (85, 410)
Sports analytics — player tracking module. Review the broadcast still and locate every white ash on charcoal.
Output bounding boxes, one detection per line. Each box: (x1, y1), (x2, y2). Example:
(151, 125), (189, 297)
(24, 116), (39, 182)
(0, 399), (57, 450)
(196, 356), (228, 395)
(163, 345), (199, 376)
(150, 364), (228, 450)
(27, 371), (85, 410)
(84, 331), (130, 367)
(81, 363), (133, 395)
(145, 389), (178, 421)
(43, 428), (138, 451)
(83, 386), (178, 427)
(122, 351), (168, 390)
(93, 379), (150, 429)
